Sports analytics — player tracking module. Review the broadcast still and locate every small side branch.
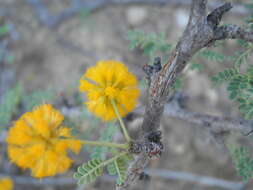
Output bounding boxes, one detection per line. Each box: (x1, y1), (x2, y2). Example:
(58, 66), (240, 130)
(146, 169), (246, 190)
(214, 25), (253, 43)
(163, 93), (253, 135)
(0, 170), (246, 190)
(207, 3), (233, 29)
(26, 0), (249, 29)
(134, 93), (253, 136)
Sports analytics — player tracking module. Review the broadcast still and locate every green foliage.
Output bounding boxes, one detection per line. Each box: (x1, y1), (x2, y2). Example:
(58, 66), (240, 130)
(212, 66), (253, 119)
(211, 44), (253, 119)
(0, 85), (59, 132)
(128, 30), (172, 63)
(171, 77), (184, 90)
(0, 24), (9, 36)
(0, 85), (23, 129)
(75, 108), (100, 140)
(22, 89), (55, 111)
(74, 152), (129, 186)
(233, 44), (253, 69)
(0, 23), (15, 64)
(73, 158), (104, 185)
(107, 154), (132, 185)
(91, 123), (118, 159)
(189, 61), (204, 71)
(79, 8), (93, 25)
(79, 8), (91, 20)
(223, 5), (253, 169)
(198, 49), (227, 63)
(229, 146), (253, 181)
(245, 1), (253, 29)
(212, 68), (239, 85)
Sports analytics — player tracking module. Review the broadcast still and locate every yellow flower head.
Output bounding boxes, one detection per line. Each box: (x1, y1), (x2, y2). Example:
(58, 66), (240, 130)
(6, 104), (81, 178)
(0, 177), (13, 190)
(79, 60), (140, 121)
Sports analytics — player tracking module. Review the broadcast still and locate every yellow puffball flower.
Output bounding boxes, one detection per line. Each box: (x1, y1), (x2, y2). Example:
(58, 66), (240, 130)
(6, 104), (81, 178)
(79, 60), (140, 121)
(0, 177), (13, 190)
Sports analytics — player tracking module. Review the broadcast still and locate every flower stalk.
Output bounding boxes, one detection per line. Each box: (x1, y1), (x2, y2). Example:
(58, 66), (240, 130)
(80, 140), (128, 149)
(111, 99), (131, 142)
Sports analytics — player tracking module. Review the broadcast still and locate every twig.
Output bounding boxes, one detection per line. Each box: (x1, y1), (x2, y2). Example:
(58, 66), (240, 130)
(25, 0), (249, 29)
(0, 169), (246, 190)
(164, 103), (253, 135)
(146, 169), (246, 190)
(207, 3), (233, 29)
(134, 92), (253, 135)
(214, 25), (253, 43)
(0, 174), (76, 186)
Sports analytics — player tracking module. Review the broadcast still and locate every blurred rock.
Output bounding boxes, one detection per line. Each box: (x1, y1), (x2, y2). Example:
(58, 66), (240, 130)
(175, 9), (189, 28)
(126, 6), (147, 26)
(186, 70), (218, 105)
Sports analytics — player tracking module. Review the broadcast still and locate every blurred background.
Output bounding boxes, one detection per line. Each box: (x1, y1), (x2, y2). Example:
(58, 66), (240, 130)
(0, 0), (253, 189)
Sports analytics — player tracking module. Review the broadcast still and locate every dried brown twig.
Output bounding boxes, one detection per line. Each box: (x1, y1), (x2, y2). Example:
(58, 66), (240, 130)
(134, 92), (253, 135)
(0, 169), (246, 190)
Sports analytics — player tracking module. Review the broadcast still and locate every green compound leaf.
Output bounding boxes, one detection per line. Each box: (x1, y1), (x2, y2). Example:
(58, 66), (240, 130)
(247, 65), (253, 75)
(0, 85), (23, 128)
(127, 29), (172, 63)
(22, 89), (55, 111)
(0, 24), (9, 36)
(199, 50), (227, 62)
(189, 62), (204, 71)
(211, 62), (253, 120)
(74, 152), (130, 185)
(91, 123), (118, 160)
(233, 45), (253, 69)
(74, 158), (104, 185)
(230, 146), (253, 181)
(212, 68), (239, 85)
(107, 154), (132, 186)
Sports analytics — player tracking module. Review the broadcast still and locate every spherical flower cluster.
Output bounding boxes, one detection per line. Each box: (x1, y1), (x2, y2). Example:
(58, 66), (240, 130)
(7, 104), (81, 178)
(0, 177), (13, 190)
(79, 60), (140, 121)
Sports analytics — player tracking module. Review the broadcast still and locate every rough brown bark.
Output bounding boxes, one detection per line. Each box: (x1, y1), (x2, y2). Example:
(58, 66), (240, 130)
(117, 1), (253, 189)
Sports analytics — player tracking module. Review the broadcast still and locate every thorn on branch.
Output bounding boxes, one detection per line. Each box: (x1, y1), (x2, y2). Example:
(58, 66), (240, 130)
(207, 3), (233, 29)
(144, 130), (162, 143)
(143, 57), (162, 85)
(153, 57), (162, 72)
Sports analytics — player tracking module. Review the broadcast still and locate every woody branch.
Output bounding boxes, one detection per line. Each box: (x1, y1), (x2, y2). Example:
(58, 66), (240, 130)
(118, 0), (253, 189)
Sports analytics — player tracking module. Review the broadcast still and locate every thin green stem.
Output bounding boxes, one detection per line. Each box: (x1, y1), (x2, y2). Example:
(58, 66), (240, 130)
(110, 99), (131, 142)
(102, 152), (128, 167)
(235, 44), (253, 71)
(80, 140), (128, 149)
